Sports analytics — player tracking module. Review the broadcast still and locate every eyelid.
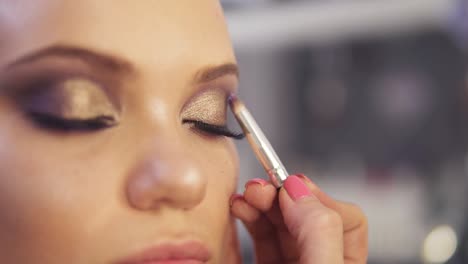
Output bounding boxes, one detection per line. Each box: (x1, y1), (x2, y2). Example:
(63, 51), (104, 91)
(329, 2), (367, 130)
(0, 57), (123, 110)
(181, 87), (231, 126)
(17, 78), (120, 122)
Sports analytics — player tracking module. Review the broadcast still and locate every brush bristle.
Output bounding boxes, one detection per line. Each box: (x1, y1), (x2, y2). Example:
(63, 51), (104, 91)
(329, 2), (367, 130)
(228, 94), (244, 113)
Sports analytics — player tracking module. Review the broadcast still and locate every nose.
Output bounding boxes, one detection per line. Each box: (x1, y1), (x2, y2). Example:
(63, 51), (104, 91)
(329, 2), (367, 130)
(126, 142), (207, 211)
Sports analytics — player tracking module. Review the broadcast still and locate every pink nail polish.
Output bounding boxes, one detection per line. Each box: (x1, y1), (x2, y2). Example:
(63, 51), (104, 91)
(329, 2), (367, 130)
(229, 194), (243, 207)
(244, 178), (268, 189)
(284, 175), (313, 201)
(295, 173), (312, 183)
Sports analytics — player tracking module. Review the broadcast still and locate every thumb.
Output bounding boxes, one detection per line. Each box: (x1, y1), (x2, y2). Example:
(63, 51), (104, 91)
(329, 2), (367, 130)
(279, 175), (344, 264)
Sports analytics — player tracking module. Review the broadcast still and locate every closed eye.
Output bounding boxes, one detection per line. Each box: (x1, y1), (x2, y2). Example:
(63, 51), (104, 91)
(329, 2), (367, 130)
(183, 119), (244, 140)
(27, 111), (118, 132)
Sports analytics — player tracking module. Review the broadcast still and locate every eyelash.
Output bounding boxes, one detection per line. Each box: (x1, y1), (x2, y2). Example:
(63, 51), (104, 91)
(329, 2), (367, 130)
(26, 112), (245, 140)
(27, 111), (117, 132)
(183, 119), (244, 140)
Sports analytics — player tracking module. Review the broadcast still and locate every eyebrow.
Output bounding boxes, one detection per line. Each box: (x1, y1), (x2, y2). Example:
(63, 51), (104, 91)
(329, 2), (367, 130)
(5, 45), (134, 74)
(4, 45), (238, 84)
(194, 63), (239, 84)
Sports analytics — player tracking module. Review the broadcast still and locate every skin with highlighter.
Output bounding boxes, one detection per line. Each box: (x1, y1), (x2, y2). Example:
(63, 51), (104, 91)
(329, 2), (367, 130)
(0, 1), (367, 264)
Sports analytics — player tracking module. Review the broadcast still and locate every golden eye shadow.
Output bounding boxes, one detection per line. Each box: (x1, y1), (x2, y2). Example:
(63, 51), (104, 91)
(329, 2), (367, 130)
(182, 88), (227, 125)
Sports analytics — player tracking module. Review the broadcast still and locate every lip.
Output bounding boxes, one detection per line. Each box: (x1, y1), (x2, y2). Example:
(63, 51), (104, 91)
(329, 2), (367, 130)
(117, 241), (212, 264)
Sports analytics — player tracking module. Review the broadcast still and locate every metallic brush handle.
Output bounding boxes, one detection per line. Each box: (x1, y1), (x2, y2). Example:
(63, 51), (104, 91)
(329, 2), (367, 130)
(229, 96), (289, 188)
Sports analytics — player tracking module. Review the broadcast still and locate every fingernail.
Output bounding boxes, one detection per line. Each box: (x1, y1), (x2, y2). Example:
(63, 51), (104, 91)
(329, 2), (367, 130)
(284, 175), (314, 201)
(295, 173), (312, 184)
(244, 178), (268, 189)
(229, 194), (243, 207)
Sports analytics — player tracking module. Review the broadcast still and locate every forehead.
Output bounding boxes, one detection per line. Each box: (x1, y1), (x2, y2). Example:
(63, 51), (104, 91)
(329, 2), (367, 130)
(0, 0), (235, 70)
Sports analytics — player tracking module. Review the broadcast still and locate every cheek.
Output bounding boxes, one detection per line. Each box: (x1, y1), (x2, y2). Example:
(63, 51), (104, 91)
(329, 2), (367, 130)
(213, 140), (239, 192)
(191, 139), (239, 251)
(202, 139), (238, 203)
(0, 113), (120, 263)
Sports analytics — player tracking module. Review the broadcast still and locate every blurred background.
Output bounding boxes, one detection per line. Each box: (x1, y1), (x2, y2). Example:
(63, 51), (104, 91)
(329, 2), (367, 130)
(221, 0), (468, 263)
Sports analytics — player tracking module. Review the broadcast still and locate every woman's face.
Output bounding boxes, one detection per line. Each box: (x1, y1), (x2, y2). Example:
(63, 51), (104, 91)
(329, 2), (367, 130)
(0, 1), (240, 263)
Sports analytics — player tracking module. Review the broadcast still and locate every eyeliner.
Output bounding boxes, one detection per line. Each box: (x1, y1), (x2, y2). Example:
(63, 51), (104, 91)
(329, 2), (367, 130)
(229, 95), (289, 188)
(183, 119), (244, 139)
